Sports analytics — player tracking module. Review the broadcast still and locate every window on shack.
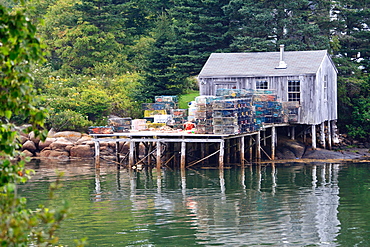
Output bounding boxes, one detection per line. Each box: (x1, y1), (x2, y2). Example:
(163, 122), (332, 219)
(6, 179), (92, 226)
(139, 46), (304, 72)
(288, 80), (300, 102)
(324, 75), (328, 101)
(256, 80), (268, 90)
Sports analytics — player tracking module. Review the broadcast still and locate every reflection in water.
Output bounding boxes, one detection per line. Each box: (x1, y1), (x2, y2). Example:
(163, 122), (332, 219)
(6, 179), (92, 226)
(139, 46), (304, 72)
(21, 160), (368, 246)
(94, 166), (102, 202)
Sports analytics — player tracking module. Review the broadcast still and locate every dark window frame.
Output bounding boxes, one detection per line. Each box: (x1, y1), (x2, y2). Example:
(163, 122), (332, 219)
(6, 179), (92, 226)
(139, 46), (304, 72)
(288, 80), (300, 102)
(256, 80), (268, 90)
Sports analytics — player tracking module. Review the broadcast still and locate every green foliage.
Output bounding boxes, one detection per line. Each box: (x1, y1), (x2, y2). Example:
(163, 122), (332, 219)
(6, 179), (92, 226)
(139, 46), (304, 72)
(47, 109), (92, 132)
(0, 2), (76, 246)
(225, 0), (331, 52)
(0, 2), (47, 180)
(108, 74), (143, 119)
(344, 77), (370, 140)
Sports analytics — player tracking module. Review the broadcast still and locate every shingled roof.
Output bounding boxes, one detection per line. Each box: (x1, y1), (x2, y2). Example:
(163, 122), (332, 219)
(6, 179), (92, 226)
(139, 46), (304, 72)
(198, 50), (333, 77)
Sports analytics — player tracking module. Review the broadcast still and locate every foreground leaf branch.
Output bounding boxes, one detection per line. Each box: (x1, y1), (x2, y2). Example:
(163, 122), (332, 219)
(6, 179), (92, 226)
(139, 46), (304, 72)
(0, 2), (81, 246)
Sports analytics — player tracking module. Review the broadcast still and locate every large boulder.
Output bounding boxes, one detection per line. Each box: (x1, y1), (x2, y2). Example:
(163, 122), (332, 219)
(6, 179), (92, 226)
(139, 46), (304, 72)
(22, 150), (34, 157)
(22, 140), (37, 153)
(47, 128), (57, 138)
(48, 150), (70, 158)
(17, 134), (28, 145)
(50, 138), (74, 150)
(70, 145), (94, 158)
(76, 135), (94, 146)
(282, 139), (306, 158)
(38, 137), (56, 150)
(29, 131), (41, 145)
(39, 148), (52, 157)
(53, 131), (82, 142)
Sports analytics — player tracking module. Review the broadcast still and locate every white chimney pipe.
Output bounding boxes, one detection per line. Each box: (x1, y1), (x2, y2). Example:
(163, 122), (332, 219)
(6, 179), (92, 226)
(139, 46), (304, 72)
(276, 44), (287, 69)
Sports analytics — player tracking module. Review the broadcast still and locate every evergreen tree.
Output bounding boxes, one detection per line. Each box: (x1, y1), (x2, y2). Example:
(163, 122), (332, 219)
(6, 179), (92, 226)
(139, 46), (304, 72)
(225, 0), (331, 51)
(331, 0), (370, 72)
(137, 13), (186, 101)
(168, 0), (231, 76)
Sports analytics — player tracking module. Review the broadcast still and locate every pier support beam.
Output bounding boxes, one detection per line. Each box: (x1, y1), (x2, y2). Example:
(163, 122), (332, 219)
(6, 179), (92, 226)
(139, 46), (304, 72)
(181, 141), (186, 169)
(156, 141), (161, 171)
(116, 142), (121, 163)
(291, 126), (295, 140)
(94, 141), (100, 166)
(129, 140), (135, 168)
(240, 136), (245, 167)
(249, 137), (253, 162)
(327, 121), (332, 150)
(330, 120), (336, 149)
(256, 131), (261, 161)
(320, 122), (326, 148)
(311, 125), (317, 150)
(219, 140), (225, 169)
(271, 126), (276, 160)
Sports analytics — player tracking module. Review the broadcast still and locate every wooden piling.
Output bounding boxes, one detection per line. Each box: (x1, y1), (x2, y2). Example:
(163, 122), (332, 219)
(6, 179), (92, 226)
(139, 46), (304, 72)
(312, 124), (316, 150)
(129, 140), (135, 168)
(327, 120), (332, 150)
(156, 141), (161, 171)
(249, 136), (253, 162)
(291, 126), (295, 140)
(115, 141), (120, 163)
(219, 140), (224, 169)
(94, 140), (100, 166)
(256, 131), (261, 161)
(94, 140), (100, 159)
(181, 141), (186, 169)
(240, 136), (245, 167)
(320, 122), (326, 148)
(271, 126), (276, 160)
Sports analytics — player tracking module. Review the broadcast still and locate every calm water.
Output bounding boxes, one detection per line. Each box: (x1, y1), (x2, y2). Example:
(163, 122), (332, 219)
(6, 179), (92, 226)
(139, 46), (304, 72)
(19, 160), (370, 246)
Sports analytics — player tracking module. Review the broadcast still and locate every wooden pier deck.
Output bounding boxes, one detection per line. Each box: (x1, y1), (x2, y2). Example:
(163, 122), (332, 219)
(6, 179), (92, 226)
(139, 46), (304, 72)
(90, 123), (290, 169)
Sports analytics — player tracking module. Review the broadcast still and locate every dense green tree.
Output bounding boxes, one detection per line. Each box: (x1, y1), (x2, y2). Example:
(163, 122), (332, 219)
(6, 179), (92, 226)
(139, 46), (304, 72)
(224, 0), (331, 51)
(40, 0), (131, 76)
(331, 0), (370, 71)
(136, 13), (185, 101)
(330, 1), (370, 139)
(169, 0), (231, 75)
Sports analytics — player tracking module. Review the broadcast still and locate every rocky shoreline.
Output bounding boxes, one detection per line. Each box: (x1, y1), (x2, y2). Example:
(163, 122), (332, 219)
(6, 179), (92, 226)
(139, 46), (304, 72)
(19, 130), (99, 160)
(18, 129), (370, 162)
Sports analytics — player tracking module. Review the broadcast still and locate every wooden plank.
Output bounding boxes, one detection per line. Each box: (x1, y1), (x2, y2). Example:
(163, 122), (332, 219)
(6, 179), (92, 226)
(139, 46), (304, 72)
(187, 149), (220, 168)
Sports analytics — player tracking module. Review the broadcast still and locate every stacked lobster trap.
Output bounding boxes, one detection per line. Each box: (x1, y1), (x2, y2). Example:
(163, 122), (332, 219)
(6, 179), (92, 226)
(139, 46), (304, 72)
(193, 88), (299, 135)
(142, 95), (189, 129)
(194, 96), (220, 134)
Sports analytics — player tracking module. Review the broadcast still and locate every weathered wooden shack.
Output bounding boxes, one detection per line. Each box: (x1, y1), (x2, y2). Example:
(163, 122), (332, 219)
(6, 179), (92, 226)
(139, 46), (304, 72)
(198, 45), (338, 149)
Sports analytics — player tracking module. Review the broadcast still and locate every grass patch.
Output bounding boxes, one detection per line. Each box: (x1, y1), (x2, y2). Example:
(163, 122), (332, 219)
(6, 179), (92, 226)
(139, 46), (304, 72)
(178, 90), (199, 109)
